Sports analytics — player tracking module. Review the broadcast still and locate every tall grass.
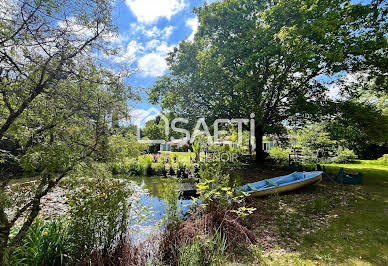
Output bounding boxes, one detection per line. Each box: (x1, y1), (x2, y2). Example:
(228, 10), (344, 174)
(178, 230), (227, 266)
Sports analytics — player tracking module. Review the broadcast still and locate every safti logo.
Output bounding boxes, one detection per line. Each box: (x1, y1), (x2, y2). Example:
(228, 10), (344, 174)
(132, 107), (256, 146)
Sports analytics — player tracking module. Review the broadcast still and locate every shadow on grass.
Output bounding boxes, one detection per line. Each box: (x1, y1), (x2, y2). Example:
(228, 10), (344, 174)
(238, 163), (388, 265)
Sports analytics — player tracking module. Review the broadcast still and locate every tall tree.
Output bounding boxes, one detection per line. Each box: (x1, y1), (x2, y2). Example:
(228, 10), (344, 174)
(149, 0), (387, 163)
(0, 0), (135, 262)
(324, 101), (388, 159)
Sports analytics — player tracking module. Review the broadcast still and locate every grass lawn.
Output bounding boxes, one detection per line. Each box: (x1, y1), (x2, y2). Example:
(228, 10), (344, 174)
(159, 151), (196, 163)
(231, 162), (388, 265)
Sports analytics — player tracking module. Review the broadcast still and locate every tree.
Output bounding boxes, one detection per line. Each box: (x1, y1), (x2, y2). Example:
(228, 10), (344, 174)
(0, 0), (134, 262)
(142, 118), (168, 153)
(324, 101), (388, 159)
(298, 124), (336, 161)
(149, 0), (387, 163)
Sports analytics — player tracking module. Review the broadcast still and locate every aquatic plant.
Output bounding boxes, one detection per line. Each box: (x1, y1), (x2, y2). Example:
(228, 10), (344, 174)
(67, 178), (133, 262)
(10, 218), (70, 266)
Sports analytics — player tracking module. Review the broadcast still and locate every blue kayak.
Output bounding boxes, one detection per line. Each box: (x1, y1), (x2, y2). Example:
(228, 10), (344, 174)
(240, 171), (323, 197)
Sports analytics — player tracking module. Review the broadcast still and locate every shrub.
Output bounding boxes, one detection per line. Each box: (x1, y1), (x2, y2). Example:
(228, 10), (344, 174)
(153, 163), (165, 176)
(67, 178), (133, 261)
(377, 154), (388, 165)
(331, 147), (357, 164)
(169, 165), (175, 176)
(191, 162), (256, 222)
(139, 154), (153, 164)
(10, 218), (70, 266)
(269, 147), (290, 164)
(128, 162), (144, 176)
(159, 162), (257, 265)
(177, 163), (188, 178)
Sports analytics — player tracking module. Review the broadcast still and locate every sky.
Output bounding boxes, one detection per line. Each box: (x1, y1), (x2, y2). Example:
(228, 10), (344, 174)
(105, 0), (355, 125)
(103, 0), (221, 118)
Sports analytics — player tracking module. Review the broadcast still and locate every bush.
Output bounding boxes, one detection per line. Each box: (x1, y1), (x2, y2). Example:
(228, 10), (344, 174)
(194, 162), (255, 216)
(128, 162), (144, 176)
(67, 178), (133, 261)
(139, 154), (153, 164)
(169, 165), (175, 176)
(377, 154), (388, 165)
(10, 219), (70, 265)
(177, 163), (188, 178)
(153, 163), (165, 176)
(331, 147), (357, 164)
(159, 162), (257, 265)
(269, 147), (290, 164)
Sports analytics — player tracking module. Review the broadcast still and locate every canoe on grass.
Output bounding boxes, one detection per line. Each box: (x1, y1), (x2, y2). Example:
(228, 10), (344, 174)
(240, 171), (323, 197)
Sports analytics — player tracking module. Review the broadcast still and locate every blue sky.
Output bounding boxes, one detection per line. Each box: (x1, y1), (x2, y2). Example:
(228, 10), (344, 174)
(105, 0), (356, 124)
(104, 0), (220, 115)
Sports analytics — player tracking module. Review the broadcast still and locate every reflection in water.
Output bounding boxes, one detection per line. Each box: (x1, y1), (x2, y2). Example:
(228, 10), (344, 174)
(125, 176), (194, 241)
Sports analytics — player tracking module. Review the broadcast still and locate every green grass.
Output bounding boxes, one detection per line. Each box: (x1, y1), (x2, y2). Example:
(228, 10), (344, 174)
(233, 161), (388, 265)
(158, 151), (196, 164)
(296, 162), (388, 265)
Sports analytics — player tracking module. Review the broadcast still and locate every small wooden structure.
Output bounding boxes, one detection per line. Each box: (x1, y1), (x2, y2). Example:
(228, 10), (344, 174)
(289, 147), (304, 165)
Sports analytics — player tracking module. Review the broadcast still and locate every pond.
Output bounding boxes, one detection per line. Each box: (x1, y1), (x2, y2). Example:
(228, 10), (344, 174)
(123, 176), (196, 241)
(8, 175), (197, 241)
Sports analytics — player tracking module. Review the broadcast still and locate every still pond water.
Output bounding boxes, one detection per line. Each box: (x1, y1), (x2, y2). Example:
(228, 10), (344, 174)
(124, 176), (195, 240)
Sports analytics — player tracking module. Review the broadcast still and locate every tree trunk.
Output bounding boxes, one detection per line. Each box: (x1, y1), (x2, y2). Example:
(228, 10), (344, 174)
(248, 138), (252, 155)
(255, 126), (264, 164)
(0, 207), (10, 264)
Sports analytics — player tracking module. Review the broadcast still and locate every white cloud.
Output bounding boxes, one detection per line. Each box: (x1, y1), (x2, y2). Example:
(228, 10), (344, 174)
(138, 53), (168, 77)
(145, 39), (160, 50)
(146, 40), (175, 54)
(139, 40), (175, 76)
(113, 40), (143, 63)
(130, 108), (160, 123)
(130, 23), (175, 40)
(125, 0), (185, 24)
(58, 17), (122, 44)
(162, 26), (175, 39)
(185, 17), (199, 41)
(157, 42), (175, 54)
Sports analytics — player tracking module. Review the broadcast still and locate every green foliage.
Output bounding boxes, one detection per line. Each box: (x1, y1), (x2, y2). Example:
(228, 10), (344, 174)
(193, 162), (255, 216)
(160, 181), (182, 229)
(107, 133), (147, 170)
(67, 178), (133, 261)
(178, 231), (227, 266)
(138, 154), (153, 164)
(149, 0), (387, 162)
(325, 101), (388, 159)
(377, 154), (388, 165)
(269, 147), (290, 164)
(128, 162), (145, 176)
(20, 143), (74, 173)
(331, 147), (357, 164)
(194, 162), (234, 208)
(152, 163), (165, 176)
(107, 133), (148, 174)
(10, 219), (70, 266)
(298, 124), (336, 162)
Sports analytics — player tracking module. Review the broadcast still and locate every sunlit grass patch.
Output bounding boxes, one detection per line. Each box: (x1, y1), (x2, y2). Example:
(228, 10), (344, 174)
(233, 161), (388, 265)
